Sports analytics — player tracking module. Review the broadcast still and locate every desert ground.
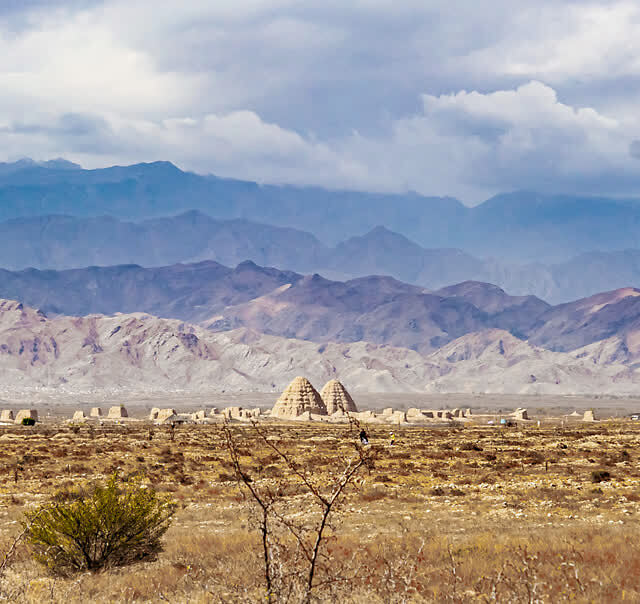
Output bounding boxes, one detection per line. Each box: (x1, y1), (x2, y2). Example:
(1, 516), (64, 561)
(1, 395), (640, 602)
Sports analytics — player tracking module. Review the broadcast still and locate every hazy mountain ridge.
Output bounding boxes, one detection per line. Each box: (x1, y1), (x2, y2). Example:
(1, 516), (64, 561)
(1, 159), (640, 263)
(0, 160), (462, 248)
(0, 212), (329, 273)
(1, 212), (640, 303)
(0, 260), (302, 322)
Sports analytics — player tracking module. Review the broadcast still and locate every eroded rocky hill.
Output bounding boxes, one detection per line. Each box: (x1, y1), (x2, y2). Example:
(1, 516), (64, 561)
(0, 298), (638, 395)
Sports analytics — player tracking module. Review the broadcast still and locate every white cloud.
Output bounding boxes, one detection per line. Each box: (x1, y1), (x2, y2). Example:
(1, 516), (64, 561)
(0, 5), (202, 120)
(0, 109), (370, 189)
(2, 1), (640, 201)
(485, 2), (640, 82)
(352, 81), (640, 199)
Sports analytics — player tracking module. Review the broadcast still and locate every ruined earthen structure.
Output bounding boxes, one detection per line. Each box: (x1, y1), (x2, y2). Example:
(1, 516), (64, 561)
(156, 408), (177, 422)
(223, 406), (243, 420)
(15, 409), (38, 424)
(320, 380), (358, 414)
(108, 406), (128, 419)
(271, 376), (327, 419)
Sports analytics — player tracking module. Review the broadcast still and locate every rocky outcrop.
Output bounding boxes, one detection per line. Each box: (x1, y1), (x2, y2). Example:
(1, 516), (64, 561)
(271, 377), (327, 419)
(320, 380), (358, 414)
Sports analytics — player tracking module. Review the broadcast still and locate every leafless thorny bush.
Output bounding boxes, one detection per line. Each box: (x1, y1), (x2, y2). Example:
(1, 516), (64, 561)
(350, 525), (428, 603)
(0, 504), (53, 601)
(0, 528), (27, 600)
(222, 419), (375, 602)
(470, 543), (588, 604)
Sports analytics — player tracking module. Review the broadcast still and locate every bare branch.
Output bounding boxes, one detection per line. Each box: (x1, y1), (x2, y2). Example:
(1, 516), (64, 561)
(221, 422), (274, 601)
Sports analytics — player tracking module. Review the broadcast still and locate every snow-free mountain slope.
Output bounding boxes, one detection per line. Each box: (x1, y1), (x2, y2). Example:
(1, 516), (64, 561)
(528, 288), (640, 352)
(0, 212), (329, 272)
(0, 300), (637, 395)
(423, 329), (637, 394)
(3, 260), (640, 355)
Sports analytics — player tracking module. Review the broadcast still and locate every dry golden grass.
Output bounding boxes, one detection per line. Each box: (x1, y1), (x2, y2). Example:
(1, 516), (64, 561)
(1, 420), (640, 601)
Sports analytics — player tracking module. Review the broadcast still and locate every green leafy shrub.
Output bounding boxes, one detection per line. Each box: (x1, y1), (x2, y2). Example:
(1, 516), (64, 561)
(21, 417), (36, 426)
(23, 474), (175, 575)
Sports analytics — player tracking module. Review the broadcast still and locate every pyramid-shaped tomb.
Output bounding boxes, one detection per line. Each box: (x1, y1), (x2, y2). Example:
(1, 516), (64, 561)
(320, 379), (358, 414)
(271, 377), (327, 418)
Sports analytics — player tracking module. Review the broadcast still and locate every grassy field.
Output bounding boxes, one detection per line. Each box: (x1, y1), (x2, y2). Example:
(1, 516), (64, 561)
(1, 419), (640, 602)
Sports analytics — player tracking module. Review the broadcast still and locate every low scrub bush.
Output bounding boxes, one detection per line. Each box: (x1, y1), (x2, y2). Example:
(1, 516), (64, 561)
(360, 486), (387, 502)
(23, 473), (175, 575)
(591, 470), (611, 483)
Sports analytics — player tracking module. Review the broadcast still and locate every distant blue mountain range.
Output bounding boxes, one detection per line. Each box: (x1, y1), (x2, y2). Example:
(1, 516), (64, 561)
(0, 211), (639, 303)
(1, 159), (639, 262)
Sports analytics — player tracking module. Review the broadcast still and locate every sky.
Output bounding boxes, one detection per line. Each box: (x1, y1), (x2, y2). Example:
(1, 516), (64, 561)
(1, 0), (640, 203)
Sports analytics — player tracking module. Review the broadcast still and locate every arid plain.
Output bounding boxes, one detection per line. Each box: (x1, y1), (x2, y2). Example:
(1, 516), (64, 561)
(2, 394), (640, 602)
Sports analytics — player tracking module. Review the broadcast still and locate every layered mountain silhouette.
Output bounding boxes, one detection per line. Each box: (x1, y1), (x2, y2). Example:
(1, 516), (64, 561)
(1, 212), (640, 303)
(1, 159), (640, 262)
(0, 157), (639, 395)
(0, 212), (328, 273)
(0, 261), (301, 322)
(1, 259), (639, 362)
(0, 261), (548, 353)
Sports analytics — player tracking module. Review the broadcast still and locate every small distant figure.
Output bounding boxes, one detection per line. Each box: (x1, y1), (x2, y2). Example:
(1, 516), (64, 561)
(359, 429), (369, 445)
(389, 431), (396, 446)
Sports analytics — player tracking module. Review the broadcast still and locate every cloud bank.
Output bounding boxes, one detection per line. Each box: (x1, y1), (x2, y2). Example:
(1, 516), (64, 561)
(1, 0), (640, 202)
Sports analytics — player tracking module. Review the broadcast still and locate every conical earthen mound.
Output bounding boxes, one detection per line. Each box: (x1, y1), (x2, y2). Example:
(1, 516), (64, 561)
(272, 377), (327, 418)
(320, 379), (358, 414)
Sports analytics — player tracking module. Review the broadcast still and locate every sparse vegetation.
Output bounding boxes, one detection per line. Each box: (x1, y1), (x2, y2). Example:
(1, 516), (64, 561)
(23, 474), (175, 575)
(1, 420), (640, 601)
(591, 469), (612, 483)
